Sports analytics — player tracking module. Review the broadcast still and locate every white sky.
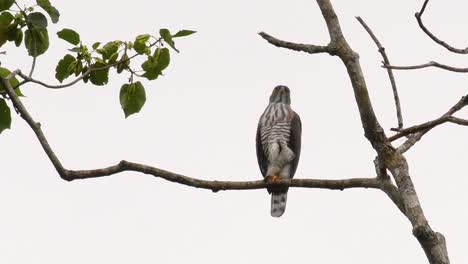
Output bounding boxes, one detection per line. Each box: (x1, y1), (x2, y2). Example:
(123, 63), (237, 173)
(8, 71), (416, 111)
(1, 0), (467, 263)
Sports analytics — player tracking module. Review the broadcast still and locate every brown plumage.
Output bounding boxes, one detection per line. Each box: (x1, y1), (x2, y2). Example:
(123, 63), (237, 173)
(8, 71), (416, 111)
(256, 85), (302, 217)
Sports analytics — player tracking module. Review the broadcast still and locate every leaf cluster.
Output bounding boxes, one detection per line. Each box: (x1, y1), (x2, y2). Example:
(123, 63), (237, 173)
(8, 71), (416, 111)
(55, 28), (195, 116)
(0, 0), (195, 134)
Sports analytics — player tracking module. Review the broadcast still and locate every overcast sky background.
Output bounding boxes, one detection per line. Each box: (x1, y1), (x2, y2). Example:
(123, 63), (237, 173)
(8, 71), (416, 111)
(1, 0), (467, 263)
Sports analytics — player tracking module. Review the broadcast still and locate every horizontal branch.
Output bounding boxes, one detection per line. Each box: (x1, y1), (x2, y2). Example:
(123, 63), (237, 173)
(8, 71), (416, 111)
(389, 116), (449, 141)
(0, 75), (387, 194)
(258, 32), (332, 55)
(389, 116), (468, 141)
(15, 69), (91, 89)
(66, 160), (381, 192)
(385, 61), (468, 73)
(416, 0), (468, 54)
(394, 95), (468, 151)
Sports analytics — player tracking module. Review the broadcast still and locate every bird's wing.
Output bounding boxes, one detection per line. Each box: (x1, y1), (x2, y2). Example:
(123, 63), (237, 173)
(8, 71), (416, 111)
(256, 121), (268, 177)
(288, 111), (302, 178)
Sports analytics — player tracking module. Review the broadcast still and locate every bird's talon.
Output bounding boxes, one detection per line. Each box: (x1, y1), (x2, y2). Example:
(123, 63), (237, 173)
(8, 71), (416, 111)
(265, 175), (281, 182)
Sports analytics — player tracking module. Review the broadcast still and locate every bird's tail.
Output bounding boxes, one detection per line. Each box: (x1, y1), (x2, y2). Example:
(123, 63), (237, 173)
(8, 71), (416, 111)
(271, 192), (288, 217)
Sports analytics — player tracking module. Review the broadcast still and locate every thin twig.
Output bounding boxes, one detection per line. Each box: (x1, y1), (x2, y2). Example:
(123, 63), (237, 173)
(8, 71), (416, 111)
(14, 53), (138, 89)
(415, 0), (468, 54)
(385, 61), (468, 73)
(258, 32), (332, 55)
(394, 95), (468, 151)
(389, 116), (449, 141)
(356, 16), (403, 129)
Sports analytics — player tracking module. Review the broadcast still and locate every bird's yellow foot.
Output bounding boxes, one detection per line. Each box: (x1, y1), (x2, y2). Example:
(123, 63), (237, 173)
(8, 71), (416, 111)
(265, 175), (281, 182)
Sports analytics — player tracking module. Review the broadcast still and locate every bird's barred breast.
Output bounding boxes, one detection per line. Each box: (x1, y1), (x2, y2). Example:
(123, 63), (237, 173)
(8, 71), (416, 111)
(260, 123), (291, 147)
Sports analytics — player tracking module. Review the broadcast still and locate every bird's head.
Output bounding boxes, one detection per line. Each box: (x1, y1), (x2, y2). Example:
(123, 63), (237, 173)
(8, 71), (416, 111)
(269, 85), (291, 105)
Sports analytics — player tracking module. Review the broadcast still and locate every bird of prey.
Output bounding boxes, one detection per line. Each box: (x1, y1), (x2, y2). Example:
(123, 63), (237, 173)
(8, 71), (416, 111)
(256, 85), (302, 217)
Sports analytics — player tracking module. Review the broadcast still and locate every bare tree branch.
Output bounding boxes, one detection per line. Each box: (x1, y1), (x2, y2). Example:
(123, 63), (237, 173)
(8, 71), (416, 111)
(68, 161), (384, 192)
(379, 179), (405, 214)
(260, 1), (450, 263)
(416, 0), (468, 54)
(385, 61), (468, 73)
(447, 116), (468, 126)
(0, 75), (391, 194)
(390, 117), (448, 141)
(356, 16), (404, 129)
(390, 116), (468, 142)
(258, 32), (331, 54)
(397, 133), (425, 154)
(316, 0), (388, 148)
(393, 95), (468, 147)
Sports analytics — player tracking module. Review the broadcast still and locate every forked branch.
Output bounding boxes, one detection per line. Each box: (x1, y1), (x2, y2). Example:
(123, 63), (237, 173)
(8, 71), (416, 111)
(395, 95), (468, 153)
(416, 0), (468, 54)
(260, 1), (450, 263)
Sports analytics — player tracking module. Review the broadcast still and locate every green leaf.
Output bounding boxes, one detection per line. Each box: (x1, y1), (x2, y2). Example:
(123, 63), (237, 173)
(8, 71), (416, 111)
(120, 81), (146, 118)
(57, 28), (80, 45)
(0, 29), (7, 47)
(116, 53), (129, 74)
(0, 11), (14, 47)
(24, 27), (49, 57)
(133, 34), (150, 55)
(96, 41), (120, 60)
(141, 56), (160, 80)
(82, 65), (89, 83)
(27, 12), (48, 28)
(67, 60), (78, 76)
(141, 47), (170, 80)
(159, 28), (178, 52)
(92, 41), (101, 49)
(6, 27), (19, 43)
(89, 62), (109, 86)
(172, 29), (196, 38)
(0, 11), (13, 25)
(0, 67), (22, 96)
(154, 47), (170, 71)
(55, 54), (75, 83)
(0, 98), (11, 134)
(68, 47), (80, 53)
(36, 0), (60, 23)
(0, 0), (14, 12)
(74, 60), (82, 76)
(108, 52), (118, 64)
(14, 29), (23, 46)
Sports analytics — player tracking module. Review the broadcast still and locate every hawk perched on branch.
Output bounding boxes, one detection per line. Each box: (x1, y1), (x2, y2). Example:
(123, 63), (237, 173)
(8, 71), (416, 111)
(256, 85), (302, 217)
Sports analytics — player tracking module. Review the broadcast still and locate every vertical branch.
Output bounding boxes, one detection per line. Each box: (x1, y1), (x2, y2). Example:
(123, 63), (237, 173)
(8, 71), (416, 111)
(315, 1), (450, 263)
(356, 16), (404, 129)
(316, 0), (388, 148)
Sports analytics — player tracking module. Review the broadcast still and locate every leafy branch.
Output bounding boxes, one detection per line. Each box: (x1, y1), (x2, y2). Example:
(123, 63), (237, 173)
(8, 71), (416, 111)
(0, 0), (195, 134)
